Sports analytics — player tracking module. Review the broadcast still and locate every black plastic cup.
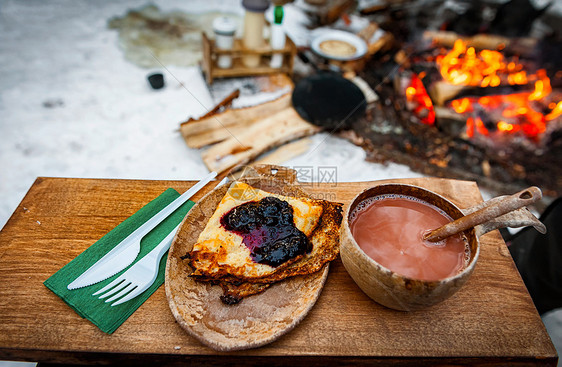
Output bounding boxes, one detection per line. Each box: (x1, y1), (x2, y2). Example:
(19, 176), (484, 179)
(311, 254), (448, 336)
(148, 73), (165, 89)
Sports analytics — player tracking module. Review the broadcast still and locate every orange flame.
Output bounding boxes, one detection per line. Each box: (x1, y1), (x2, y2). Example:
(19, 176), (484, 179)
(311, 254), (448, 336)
(546, 101), (562, 121)
(405, 74), (435, 125)
(438, 39), (529, 88)
(452, 92), (551, 139)
(465, 117), (491, 137)
(451, 98), (472, 114)
(478, 93), (547, 138)
(497, 120), (518, 133)
(528, 69), (552, 101)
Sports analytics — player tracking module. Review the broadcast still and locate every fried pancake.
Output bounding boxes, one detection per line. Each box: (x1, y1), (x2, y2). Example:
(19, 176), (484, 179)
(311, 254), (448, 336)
(212, 199), (342, 303)
(197, 198), (343, 285)
(188, 181), (325, 281)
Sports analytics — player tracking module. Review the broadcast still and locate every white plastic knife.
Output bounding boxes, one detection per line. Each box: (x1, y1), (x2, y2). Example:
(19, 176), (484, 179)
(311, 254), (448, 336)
(67, 171), (217, 290)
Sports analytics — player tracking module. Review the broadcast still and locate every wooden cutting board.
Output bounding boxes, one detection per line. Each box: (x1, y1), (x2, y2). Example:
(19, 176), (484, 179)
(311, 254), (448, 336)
(0, 177), (557, 366)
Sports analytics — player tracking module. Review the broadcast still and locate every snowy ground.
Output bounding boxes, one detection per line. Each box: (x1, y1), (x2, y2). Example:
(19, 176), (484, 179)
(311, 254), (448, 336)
(0, 0), (425, 231)
(0, 1), (559, 366)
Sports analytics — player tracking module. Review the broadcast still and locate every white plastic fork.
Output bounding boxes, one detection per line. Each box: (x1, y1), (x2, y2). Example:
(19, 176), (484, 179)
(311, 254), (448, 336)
(67, 171), (217, 290)
(93, 223), (181, 306)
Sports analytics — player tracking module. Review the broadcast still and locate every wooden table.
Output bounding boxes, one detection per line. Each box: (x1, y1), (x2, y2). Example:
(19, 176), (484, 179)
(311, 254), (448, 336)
(0, 177), (557, 366)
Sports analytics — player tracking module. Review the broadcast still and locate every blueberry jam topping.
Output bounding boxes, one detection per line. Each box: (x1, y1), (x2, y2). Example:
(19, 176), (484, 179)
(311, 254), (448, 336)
(220, 197), (312, 267)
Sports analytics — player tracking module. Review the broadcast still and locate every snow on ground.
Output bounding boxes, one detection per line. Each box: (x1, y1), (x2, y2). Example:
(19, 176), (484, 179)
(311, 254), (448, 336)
(0, 0), (423, 230)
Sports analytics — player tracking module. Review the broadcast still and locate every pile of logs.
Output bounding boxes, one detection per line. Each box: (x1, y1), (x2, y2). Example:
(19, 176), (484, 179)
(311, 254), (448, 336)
(179, 92), (319, 175)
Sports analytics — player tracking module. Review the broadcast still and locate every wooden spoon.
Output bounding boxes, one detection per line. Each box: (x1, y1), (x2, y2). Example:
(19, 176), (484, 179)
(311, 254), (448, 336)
(424, 186), (545, 243)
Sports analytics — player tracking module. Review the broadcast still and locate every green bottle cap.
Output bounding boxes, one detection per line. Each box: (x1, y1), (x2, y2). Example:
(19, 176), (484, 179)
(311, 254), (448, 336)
(273, 5), (284, 24)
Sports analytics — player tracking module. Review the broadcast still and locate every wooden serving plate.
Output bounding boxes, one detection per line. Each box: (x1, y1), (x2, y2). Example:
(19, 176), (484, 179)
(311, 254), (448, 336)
(0, 177), (556, 365)
(165, 166), (333, 351)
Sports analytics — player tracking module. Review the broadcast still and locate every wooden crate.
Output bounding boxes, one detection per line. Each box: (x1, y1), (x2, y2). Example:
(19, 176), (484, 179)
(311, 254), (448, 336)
(201, 32), (297, 84)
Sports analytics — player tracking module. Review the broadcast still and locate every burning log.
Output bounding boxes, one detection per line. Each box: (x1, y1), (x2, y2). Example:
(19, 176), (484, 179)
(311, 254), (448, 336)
(353, 53), (562, 200)
(428, 80), (536, 106)
(428, 81), (466, 107)
(422, 30), (538, 57)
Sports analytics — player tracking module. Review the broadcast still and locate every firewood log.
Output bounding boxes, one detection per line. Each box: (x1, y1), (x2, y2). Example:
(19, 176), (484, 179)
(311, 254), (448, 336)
(423, 30), (537, 57)
(180, 93), (292, 148)
(202, 108), (320, 174)
(429, 81), (466, 106)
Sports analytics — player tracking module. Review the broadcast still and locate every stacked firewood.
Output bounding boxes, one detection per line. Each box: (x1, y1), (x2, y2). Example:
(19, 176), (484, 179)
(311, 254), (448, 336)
(179, 92), (319, 176)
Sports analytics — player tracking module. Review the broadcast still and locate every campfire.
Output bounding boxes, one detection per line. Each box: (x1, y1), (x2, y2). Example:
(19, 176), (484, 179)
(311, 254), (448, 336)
(405, 39), (561, 143)
(348, 0), (562, 200)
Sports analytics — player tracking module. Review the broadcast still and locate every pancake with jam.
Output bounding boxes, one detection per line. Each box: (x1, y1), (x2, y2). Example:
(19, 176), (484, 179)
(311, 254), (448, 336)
(187, 181), (342, 303)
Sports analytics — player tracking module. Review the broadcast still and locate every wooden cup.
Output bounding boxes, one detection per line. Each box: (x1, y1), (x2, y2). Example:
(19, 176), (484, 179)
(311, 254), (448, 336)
(340, 183), (544, 311)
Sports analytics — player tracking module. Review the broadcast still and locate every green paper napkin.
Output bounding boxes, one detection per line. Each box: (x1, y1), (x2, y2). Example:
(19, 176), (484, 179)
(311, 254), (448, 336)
(44, 188), (194, 334)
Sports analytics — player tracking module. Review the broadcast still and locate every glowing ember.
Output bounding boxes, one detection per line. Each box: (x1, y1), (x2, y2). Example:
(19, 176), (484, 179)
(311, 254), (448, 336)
(465, 117), (491, 138)
(451, 91), (550, 139)
(405, 73), (435, 125)
(546, 102), (562, 121)
(497, 120), (516, 133)
(528, 69), (552, 101)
